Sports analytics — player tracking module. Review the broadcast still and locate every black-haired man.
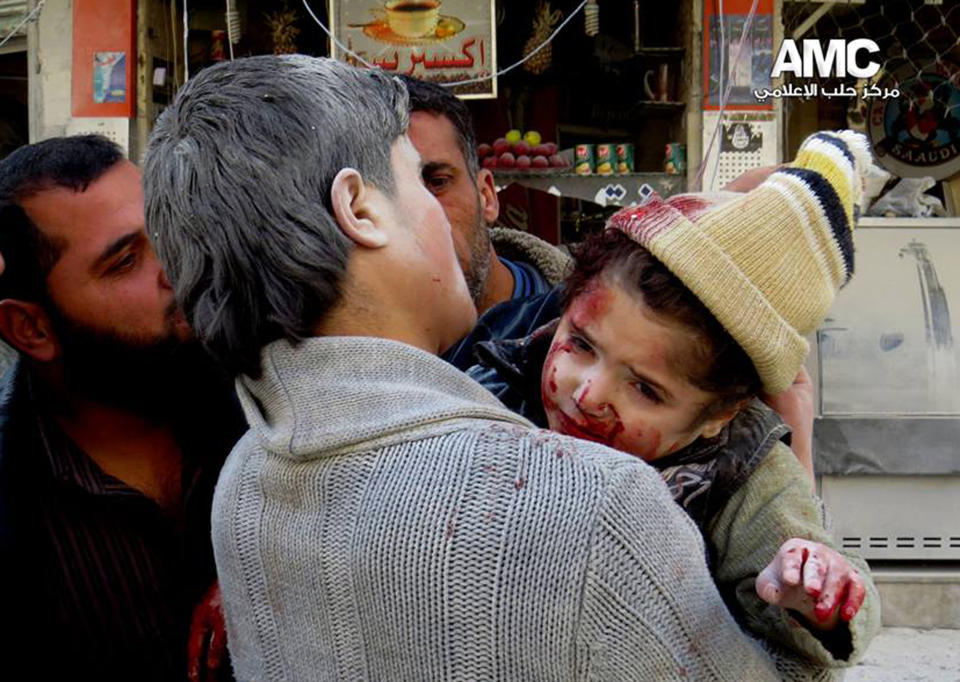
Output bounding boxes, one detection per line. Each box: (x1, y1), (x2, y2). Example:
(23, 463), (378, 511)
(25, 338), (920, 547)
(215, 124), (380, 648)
(0, 135), (243, 681)
(399, 75), (571, 370)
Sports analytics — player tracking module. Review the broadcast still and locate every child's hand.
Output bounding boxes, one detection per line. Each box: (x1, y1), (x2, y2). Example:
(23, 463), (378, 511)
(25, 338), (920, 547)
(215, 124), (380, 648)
(756, 538), (865, 630)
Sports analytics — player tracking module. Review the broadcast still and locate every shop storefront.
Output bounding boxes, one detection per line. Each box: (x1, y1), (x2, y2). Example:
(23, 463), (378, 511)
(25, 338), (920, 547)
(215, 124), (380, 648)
(31, 0), (705, 244)
(17, 0), (960, 626)
(778, 0), (960, 627)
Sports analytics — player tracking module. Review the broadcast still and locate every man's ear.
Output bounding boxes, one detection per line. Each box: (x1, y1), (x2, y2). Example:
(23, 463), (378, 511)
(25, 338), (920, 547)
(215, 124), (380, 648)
(329, 168), (389, 249)
(0, 300), (59, 363)
(477, 168), (499, 225)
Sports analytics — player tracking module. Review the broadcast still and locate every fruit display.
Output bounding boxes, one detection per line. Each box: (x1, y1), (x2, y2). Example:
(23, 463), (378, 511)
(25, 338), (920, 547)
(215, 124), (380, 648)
(477, 130), (570, 173)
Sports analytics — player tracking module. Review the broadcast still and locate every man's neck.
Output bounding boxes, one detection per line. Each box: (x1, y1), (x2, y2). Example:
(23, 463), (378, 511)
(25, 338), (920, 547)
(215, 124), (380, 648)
(477, 252), (515, 316)
(52, 393), (183, 513)
(314, 290), (442, 355)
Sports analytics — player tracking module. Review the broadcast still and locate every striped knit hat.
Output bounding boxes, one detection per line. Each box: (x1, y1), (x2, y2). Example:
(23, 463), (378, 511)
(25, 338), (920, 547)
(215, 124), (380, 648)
(606, 130), (882, 394)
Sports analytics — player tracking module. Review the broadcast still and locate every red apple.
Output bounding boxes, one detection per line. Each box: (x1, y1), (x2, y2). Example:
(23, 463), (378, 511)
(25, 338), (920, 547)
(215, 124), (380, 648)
(531, 155), (550, 169)
(482, 155), (498, 169)
(498, 152), (516, 168)
(516, 154), (532, 169)
(543, 142), (558, 156)
(548, 154), (567, 168)
(513, 141), (532, 157)
(492, 137), (511, 156)
(477, 143), (493, 158)
(531, 144), (550, 157)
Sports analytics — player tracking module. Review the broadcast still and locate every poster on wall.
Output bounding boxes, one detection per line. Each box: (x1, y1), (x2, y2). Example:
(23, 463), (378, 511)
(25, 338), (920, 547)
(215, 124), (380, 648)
(867, 59), (960, 180)
(328, 0), (497, 99)
(93, 52), (127, 104)
(703, 0), (774, 110)
(700, 111), (777, 191)
(818, 227), (960, 417)
(72, 0), (135, 117)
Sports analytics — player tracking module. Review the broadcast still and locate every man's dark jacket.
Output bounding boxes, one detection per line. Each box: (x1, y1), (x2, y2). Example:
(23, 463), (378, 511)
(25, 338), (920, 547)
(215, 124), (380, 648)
(0, 359), (244, 681)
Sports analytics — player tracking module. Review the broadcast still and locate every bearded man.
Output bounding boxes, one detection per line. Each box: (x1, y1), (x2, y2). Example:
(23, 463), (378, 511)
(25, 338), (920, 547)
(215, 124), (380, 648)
(0, 135), (244, 681)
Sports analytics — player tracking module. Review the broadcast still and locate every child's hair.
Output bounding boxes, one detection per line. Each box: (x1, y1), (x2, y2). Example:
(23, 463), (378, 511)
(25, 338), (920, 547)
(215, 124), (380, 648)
(562, 229), (762, 419)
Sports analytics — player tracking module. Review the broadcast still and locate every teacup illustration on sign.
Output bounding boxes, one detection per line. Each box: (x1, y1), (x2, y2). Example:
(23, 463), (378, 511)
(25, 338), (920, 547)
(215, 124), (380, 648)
(350, 1), (465, 45)
(386, 0), (440, 38)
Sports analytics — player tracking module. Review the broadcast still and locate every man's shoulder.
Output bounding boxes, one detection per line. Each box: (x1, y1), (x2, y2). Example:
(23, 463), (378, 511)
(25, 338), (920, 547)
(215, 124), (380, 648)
(0, 362), (46, 553)
(228, 412), (665, 505)
(0, 358), (25, 415)
(442, 288), (563, 371)
(489, 226), (571, 287)
(480, 287), (563, 335)
(451, 421), (674, 505)
(0, 361), (39, 471)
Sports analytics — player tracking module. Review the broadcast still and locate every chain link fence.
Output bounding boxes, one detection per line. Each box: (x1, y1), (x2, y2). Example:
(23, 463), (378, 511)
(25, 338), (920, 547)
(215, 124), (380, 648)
(782, 0), (960, 180)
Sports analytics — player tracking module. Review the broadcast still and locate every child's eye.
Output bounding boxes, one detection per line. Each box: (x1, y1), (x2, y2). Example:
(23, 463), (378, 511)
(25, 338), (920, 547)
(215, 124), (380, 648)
(634, 381), (662, 404)
(570, 334), (593, 353)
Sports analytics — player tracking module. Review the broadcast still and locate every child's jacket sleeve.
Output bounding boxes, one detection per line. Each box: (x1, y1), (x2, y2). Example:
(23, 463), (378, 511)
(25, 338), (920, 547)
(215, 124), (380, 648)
(706, 441), (881, 676)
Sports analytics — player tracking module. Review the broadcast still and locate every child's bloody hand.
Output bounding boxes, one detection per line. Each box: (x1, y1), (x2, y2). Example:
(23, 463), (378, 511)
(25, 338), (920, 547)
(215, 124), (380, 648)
(187, 580), (227, 681)
(755, 538), (866, 630)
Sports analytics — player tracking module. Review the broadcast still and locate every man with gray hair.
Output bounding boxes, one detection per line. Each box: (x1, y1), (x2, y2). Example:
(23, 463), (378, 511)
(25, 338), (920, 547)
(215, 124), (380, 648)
(145, 55), (778, 681)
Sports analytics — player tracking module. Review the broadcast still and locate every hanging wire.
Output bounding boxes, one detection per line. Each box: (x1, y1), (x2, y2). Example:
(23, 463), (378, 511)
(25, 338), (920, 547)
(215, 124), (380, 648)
(0, 0), (45, 52)
(301, 0), (374, 68)
(169, 0), (180, 90)
(183, 0), (190, 82)
(709, 0), (727, 191)
(695, 0), (761, 191)
(718, 0), (725, 122)
(302, 0), (590, 88)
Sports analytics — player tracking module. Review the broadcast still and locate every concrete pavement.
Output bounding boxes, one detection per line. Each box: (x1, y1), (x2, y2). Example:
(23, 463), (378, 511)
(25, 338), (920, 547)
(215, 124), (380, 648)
(845, 627), (960, 681)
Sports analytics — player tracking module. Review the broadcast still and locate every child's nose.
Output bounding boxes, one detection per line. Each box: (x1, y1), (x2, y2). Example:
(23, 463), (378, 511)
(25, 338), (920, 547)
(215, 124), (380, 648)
(573, 375), (613, 418)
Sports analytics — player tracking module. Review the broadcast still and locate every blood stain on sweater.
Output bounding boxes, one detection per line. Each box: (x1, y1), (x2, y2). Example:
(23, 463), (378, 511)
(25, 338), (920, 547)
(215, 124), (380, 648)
(446, 509), (459, 538)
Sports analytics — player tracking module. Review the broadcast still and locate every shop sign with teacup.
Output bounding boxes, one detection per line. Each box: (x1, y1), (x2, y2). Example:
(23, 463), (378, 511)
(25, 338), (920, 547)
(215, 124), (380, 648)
(330, 0), (498, 99)
(385, 1), (442, 39)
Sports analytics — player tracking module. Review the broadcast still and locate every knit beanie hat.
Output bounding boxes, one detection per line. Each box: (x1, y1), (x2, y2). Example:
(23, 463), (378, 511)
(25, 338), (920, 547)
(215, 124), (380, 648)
(606, 130), (883, 394)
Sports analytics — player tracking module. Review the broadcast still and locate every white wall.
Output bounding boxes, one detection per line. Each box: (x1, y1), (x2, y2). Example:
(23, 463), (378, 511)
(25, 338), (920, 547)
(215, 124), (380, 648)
(27, 0), (72, 141)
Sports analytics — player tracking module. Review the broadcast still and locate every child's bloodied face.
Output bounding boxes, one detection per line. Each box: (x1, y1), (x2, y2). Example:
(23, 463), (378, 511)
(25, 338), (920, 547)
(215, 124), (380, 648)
(541, 277), (732, 461)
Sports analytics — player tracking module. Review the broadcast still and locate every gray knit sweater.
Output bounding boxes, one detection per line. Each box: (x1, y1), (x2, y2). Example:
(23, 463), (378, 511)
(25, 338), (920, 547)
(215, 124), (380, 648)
(213, 336), (779, 681)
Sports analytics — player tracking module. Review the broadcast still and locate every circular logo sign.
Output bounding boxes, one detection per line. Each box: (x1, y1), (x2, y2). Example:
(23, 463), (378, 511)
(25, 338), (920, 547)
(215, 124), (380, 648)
(868, 62), (960, 180)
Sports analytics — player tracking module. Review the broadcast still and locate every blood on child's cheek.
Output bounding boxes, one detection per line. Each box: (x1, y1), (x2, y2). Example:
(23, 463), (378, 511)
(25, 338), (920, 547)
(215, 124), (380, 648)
(540, 339), (570, 412)
(540, 280), (613, 419)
